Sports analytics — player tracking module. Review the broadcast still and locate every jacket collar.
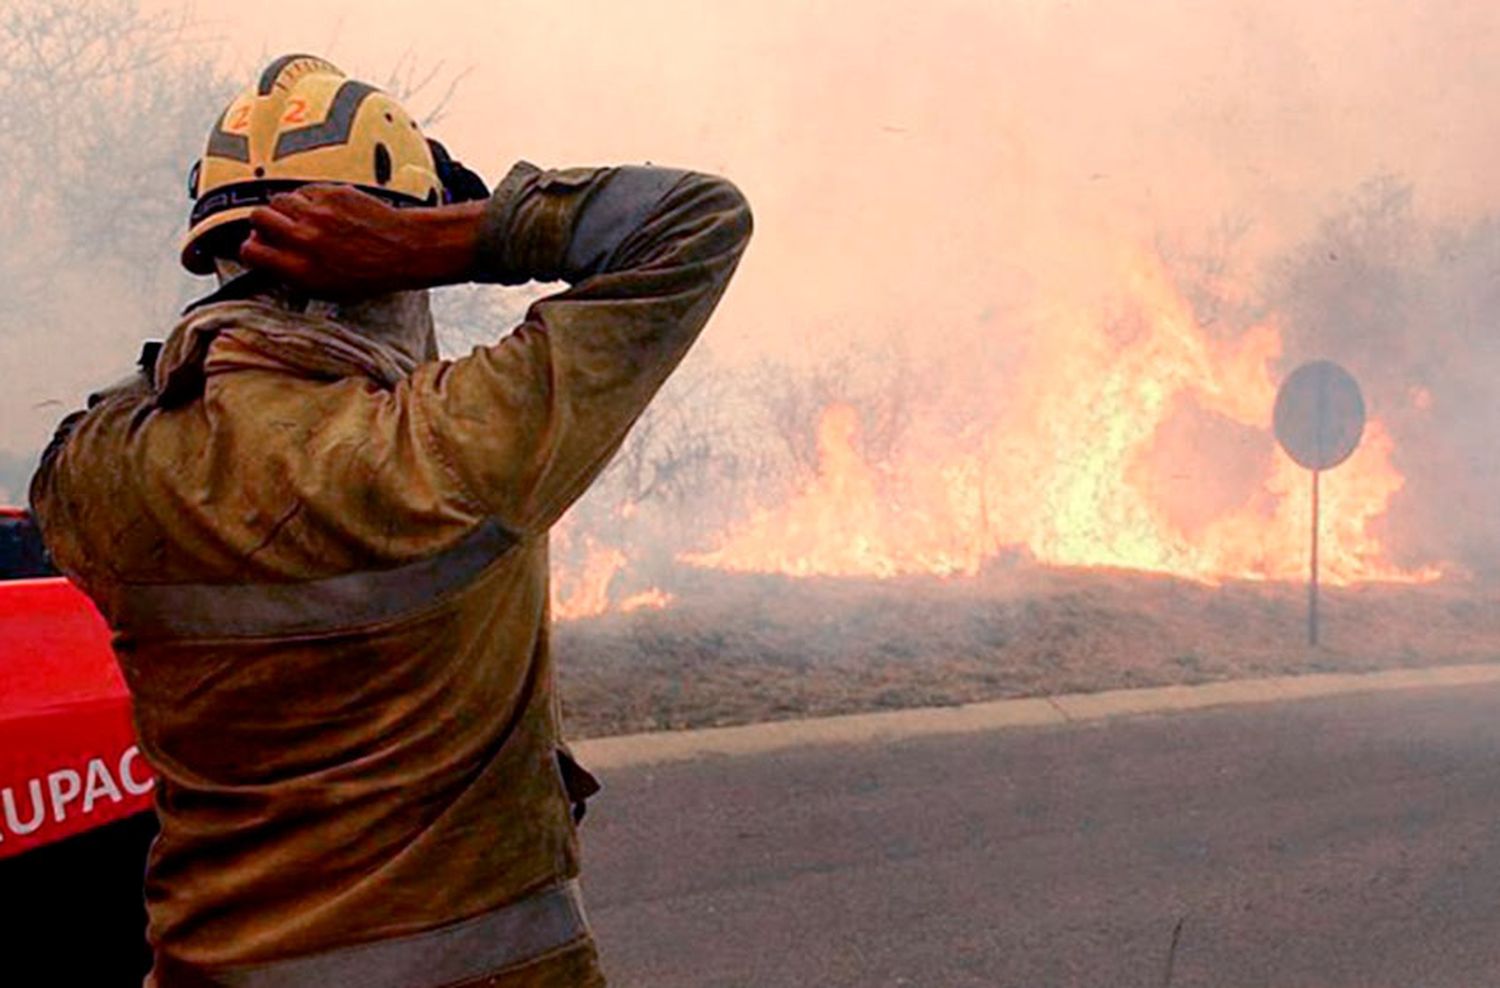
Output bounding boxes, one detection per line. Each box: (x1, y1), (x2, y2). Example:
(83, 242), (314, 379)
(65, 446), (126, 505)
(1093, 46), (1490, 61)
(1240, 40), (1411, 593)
(154, 297), (418, 409)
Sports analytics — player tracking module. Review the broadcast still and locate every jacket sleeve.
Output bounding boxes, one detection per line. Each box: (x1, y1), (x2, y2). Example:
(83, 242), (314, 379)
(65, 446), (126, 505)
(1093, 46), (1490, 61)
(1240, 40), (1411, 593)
(28, 359), (158, 601)
(404, 162), (752, 536)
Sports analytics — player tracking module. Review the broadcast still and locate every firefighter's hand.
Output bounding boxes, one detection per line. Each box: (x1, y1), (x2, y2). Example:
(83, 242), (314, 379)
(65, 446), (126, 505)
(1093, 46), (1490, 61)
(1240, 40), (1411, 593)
(241, 184), (484, 298)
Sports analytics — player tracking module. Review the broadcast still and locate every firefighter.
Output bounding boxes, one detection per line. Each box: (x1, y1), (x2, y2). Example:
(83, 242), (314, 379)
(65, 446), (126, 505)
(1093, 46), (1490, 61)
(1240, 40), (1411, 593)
(30, 54), (750, 987)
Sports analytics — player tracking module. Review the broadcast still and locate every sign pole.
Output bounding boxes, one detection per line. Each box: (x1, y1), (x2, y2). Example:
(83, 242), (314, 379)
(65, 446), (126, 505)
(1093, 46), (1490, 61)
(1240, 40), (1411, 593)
(1309, 468), (1320, 647)
(1274, 360), (1364, 650)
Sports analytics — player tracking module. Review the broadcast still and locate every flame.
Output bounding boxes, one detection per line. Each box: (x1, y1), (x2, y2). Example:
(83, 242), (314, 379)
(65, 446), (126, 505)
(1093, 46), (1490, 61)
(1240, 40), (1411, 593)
(550, 522), (672, 620)
(685, 249), (1438, 586)
(551, 535), (627, 621)
(619, 588), (675, 613)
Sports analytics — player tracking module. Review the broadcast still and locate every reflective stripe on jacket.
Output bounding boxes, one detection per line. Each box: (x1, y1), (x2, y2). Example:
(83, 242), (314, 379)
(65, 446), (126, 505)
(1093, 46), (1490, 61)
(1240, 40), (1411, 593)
(29, 162), (751, 985)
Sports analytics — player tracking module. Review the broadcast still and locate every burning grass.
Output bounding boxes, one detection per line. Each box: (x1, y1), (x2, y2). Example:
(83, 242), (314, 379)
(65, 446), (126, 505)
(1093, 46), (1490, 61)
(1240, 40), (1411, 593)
(556, 564), (1500, 738)
(546, 238), (1475, 738)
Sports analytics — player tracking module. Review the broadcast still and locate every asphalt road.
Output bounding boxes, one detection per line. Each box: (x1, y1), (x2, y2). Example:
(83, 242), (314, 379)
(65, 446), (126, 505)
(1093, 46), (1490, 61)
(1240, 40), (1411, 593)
(578, 682), (1500, 987)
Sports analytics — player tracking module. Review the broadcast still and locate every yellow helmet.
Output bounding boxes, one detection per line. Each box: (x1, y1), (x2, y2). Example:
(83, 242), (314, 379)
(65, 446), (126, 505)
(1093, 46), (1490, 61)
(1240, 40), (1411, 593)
(182, 54), (443, 274)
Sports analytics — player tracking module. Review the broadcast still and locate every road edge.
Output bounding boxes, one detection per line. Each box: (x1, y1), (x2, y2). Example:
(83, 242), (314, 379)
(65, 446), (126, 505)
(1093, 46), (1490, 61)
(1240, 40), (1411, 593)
(572, 662), (1500, 769)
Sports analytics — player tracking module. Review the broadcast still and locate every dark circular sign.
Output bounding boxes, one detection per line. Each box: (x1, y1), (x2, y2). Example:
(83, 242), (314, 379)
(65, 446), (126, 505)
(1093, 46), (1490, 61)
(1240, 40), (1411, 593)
(1273, 360), (1366, 471)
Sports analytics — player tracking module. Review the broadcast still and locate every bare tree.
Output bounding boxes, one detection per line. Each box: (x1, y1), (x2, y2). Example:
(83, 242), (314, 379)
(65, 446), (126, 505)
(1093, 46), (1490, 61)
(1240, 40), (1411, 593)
(0, 0), (235, 312)
(380, 49), (470, 129)
(0, 0), (241, 492)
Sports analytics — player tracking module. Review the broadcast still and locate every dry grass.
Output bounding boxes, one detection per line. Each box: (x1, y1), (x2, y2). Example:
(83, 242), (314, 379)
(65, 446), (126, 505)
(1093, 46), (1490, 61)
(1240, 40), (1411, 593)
(557, 564), (1500, 738)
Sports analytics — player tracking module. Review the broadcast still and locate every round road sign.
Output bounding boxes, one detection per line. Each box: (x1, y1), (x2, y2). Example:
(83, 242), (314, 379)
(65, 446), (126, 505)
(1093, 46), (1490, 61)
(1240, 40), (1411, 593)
(1273, 360), (1366, 471)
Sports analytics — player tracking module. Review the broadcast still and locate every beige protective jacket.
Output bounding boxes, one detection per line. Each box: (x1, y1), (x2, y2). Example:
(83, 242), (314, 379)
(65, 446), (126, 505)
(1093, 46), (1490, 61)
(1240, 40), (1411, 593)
(30, 163), (750, 987)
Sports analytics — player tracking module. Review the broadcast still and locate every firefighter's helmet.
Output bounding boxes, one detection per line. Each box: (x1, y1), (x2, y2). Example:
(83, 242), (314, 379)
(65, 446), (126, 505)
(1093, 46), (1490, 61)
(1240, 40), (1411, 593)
(181, 54), (443, 274)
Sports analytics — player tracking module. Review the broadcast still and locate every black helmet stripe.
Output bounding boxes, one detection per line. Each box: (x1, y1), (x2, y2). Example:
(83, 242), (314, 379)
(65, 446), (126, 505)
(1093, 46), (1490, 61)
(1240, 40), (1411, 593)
(205, 108), (250, 163)
(258, 52), (325, 95)
(272, 81), (379, 160)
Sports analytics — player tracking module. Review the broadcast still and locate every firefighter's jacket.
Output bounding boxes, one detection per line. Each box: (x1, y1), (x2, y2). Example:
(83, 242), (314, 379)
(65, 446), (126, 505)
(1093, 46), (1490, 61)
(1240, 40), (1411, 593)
(30, 163), (751, 987)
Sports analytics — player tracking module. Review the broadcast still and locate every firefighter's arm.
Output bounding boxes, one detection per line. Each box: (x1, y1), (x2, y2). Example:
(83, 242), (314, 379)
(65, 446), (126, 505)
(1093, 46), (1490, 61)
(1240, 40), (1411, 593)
(402, 163), (752, 535)
(28, 344), (163, 600)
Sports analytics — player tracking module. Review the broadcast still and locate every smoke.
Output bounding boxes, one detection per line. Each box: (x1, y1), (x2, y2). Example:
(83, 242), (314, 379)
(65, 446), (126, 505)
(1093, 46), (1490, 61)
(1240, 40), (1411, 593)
(0, 0), (237, 499)
(7, 0), (1500, 588)
(1269, 178), (1500, 577)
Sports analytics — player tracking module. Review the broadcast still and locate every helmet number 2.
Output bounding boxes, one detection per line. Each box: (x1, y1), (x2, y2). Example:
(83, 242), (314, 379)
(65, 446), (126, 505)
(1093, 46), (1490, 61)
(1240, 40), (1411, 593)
(226, 100), (307, 131)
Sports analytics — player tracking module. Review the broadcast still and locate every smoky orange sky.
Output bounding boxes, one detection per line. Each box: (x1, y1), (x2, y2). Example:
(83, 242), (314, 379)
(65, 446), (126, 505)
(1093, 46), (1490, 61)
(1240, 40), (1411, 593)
(151, 0), (1500, 360)
(7, 0), (1500, 476)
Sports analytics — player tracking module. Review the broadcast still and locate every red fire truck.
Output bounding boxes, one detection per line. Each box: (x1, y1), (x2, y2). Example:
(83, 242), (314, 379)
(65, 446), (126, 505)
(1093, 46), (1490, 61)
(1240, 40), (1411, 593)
(2, 506), (155, 982)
